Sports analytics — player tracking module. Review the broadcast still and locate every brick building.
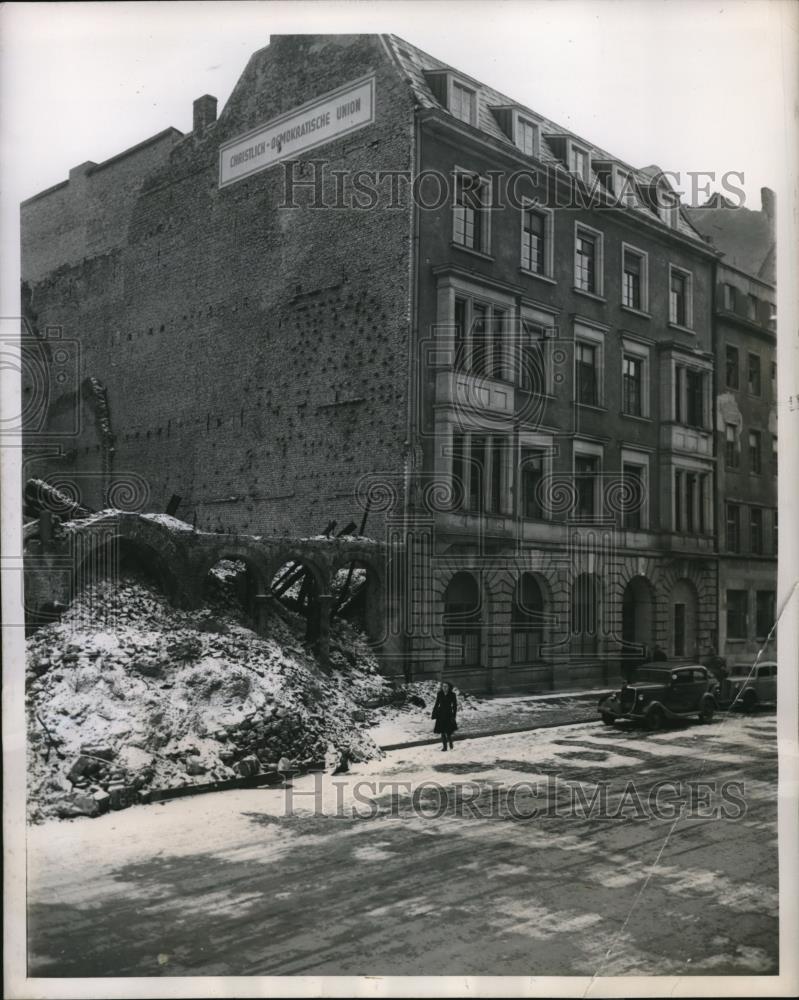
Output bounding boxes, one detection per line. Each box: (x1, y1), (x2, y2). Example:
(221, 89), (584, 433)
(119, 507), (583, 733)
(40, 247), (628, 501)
(22, 33), (757, 691)
(686, 192), (778, 665)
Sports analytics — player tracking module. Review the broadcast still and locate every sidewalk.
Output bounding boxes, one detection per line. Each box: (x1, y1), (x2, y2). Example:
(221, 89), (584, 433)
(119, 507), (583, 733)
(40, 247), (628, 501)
(371, 686), (612, 750)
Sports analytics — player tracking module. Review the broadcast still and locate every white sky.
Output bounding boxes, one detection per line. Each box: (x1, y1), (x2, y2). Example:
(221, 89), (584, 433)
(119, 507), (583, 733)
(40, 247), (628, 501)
(0, 0), (793, 211)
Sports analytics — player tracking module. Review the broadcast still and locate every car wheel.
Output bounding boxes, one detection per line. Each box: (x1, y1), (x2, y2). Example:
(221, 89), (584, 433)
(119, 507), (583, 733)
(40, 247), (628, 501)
(645, 707), (666, 731)
(742, 689), (758, 711)
(698, 700), (715, 724)
(600, 713), (615, 726)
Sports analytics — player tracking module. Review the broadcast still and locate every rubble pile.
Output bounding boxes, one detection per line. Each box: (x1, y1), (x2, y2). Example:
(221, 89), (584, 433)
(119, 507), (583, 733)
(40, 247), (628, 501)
(26, 565), (393, 822)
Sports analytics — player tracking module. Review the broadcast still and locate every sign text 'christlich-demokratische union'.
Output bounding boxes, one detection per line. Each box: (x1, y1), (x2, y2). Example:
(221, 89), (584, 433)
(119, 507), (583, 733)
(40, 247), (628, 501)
(218, 75), (375, 188)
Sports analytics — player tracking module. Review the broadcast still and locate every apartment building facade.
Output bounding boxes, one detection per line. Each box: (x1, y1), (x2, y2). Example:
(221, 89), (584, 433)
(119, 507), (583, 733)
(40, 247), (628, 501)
(22, 34), (736, 691)
(687, 194), (777, 665)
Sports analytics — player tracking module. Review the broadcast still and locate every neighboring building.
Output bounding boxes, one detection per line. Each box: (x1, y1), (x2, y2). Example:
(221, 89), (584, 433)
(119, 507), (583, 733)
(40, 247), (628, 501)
(23, 34), (737, 692)
(687, 192), (778, 666)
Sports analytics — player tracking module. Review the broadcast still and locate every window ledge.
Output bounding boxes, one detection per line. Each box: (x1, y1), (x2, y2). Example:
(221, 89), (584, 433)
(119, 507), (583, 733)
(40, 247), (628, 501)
(620, 304), (651, 319)
(668, 322), (695, 335)
(576, 402), (607, 413)
(573, 287), (606, 303)
(450, 242), (494, 263)
(620, 411), (653, 422)
(519, 268), (557, 285)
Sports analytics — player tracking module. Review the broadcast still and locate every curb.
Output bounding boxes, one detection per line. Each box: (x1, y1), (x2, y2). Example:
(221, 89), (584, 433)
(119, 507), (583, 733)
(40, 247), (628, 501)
(379, 712), (601, 751)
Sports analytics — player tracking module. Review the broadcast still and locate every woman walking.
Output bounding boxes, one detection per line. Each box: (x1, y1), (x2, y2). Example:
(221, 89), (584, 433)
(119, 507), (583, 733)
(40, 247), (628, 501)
(432, 681), (458, 751)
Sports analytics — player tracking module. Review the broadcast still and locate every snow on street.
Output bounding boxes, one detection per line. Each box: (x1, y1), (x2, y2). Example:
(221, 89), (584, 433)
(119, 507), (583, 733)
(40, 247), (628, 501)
(27, 713), (778, 978)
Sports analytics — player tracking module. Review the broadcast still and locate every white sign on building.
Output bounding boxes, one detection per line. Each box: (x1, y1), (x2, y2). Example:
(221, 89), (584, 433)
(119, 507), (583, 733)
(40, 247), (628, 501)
(219, 75), (375, 188)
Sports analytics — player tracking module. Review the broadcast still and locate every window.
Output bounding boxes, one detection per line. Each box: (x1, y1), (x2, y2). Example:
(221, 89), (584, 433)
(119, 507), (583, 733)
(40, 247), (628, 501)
(676, 471), (708, 535)
(725, 345), (739, 389)
(770, 361), (777, 397)
(491, 309), (506, 380)
(749, 431), (762, 474)
(512, 574), (546, 663)
(773, 509), (778, 553)
(622, 247), (647, 311)
(616, 170), (637, 208)
(452, 431), (465, 508)
(519, 319), (549, 394)
(470, 302), (487, 374)
(725, 424), (739, 469)
(521, 448), (545, 519)
(686, 369), (705, 428)
(772, 434), (778, 475)
(469, 435), (486, 511)
(443, 572), (481, 667)
(747, 352), (761, 395)
(453, 172), (489, 253)
(659, 191), (680, 229)
(621, 463), (645, 530)
(571, 573), (599, 655)
(669, 268), (691, 327)
(756, 590), (775, 639)
(450, 81), (476, 125)
(487, 437), (503, 514)
(575, 225), (602, 294)
(454, 297), (467, 370)
(521, 207), (547, 275)
(750, 506), (764, 554)
(726, 590), (749, 640)
(726, 503), (741, 553)
(576, 342), (598, 406)
(516, 117), (538, 157)
(622, 355), (643, 416)
(673, 604), (686, 657)
(575, 453), (599, 518)
(747, 294), (758, 321)
(723, 284), (736, 311)
(570, 144), (589, 182)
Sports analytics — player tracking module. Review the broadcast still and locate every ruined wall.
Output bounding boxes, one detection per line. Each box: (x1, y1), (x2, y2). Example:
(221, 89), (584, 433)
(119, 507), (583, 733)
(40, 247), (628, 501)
(22, 35), (415, 539)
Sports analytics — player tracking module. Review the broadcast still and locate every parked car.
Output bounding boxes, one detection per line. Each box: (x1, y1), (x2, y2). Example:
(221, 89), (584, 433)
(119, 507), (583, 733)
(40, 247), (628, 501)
(598, 662), (720, 730)
(721, 660), (777, 710)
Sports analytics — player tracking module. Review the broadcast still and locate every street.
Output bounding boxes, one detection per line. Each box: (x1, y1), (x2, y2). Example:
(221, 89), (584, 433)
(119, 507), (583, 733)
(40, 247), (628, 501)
(27, 712), (778, 978)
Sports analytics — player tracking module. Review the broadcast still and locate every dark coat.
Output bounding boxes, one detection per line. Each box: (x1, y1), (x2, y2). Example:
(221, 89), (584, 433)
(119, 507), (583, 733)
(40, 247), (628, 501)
(432, 689), (458, 734)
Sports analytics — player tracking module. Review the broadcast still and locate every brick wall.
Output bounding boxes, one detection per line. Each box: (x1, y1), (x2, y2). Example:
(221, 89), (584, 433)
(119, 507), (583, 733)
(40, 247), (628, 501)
(22, 34), (416, 541)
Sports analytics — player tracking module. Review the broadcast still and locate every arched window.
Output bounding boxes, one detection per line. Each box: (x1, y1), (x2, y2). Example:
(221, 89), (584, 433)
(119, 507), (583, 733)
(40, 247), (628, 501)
(443, 572), (481, 667)
(571, 573), (599, 656)
(512, 573), (546, 663)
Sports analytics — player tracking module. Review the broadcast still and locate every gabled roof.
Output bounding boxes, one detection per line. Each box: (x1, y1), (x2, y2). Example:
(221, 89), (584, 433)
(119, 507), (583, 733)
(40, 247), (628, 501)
(383, 34), (704, 243)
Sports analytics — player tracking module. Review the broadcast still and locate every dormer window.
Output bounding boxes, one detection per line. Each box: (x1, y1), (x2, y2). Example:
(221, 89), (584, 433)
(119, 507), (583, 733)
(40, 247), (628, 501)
(450, 80), (477, 125)
(516, 116), (539, 157)
(569, 143), (590, 183)
(658, 190), (680, 229)
(616, 170), (638, 208)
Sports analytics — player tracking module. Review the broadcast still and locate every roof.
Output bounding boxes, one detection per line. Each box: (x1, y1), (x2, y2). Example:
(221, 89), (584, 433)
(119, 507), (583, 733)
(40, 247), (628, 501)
(684, 196), (775, 283)
(383, 34), (705, 244)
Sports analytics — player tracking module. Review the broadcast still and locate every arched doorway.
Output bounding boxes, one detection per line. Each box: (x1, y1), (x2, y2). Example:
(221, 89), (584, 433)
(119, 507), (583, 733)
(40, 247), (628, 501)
(621, 576), (655, 655)
(670, 579), (698, 659)
(571, 573), (600, 656)
(443, 571), (482, 668)
(511, 573), (547, 663)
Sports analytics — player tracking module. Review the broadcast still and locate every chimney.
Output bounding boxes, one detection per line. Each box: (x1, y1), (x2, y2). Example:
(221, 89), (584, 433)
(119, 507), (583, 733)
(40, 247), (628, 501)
(193, 94), (218, 133)
(761, 186), (775, 222)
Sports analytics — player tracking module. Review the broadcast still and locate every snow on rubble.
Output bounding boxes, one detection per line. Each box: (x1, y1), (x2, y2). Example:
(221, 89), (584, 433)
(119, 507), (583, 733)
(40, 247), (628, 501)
(25, 566), (397, 823)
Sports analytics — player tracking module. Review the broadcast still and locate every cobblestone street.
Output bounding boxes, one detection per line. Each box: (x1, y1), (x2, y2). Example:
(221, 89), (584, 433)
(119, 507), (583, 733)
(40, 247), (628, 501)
(27, 712), (778, 978)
